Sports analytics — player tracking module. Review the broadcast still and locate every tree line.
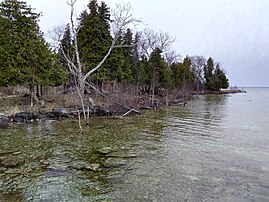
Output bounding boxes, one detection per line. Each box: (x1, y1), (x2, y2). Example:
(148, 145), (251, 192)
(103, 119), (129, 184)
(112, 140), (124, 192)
(0, 0), (229, 98)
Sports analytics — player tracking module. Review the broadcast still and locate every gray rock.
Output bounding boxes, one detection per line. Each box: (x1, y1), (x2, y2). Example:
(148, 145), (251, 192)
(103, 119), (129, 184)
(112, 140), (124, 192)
(94, 106), (113, 116)
(84, 163), (101, 171)
(0, 167), (7, 173)
(0, 112), (6, 116)
(69, 162), (87, 170)
(106, 151), (137, 158)
(0, 113), (9, 127)
(52, 108), (71, 119)
(105, 158), (128, 167)
(70, 162), (101, 171)
(12, 112), (36, 122)
(97, 147), (113, 155)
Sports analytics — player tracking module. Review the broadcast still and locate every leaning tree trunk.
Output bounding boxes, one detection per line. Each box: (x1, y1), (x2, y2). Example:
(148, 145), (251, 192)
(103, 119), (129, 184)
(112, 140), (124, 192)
(76, 76), (89, 125)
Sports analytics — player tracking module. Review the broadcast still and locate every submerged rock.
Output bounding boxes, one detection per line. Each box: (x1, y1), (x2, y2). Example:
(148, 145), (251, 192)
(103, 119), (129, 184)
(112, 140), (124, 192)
(0, 167), (7, 173)
(4, 168), (24, 175)
(96, 147), (113, 155)
(70, 162), (101, 172)
(105, 158), (128, 168)
(106, 151), (137, 158)
(0, 156), (25, 168)
(84, 163), (101, 171)
(69, 162), (86, 170)
(0, 113), (9, 127)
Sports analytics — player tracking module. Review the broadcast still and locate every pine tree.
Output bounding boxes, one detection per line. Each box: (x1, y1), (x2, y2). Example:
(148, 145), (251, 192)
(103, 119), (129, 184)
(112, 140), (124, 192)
(60, 24), (72, 57)
(0, 0), (62, 84)
(132, 32), (143, 85)
(98, 1), (111, 33)
(148, 48), (170, 89)
(0, 0), (39, 85)
(204, 57), (215, 90)
(203, 57), (229, 90)
(0, 14), (11, 85)
(171, 57), (193, 89)
(213, 64), (229, 90)
(0, 0), (66, 100)
(77, 0), (112, 81)
(121, 28), (135, 83)
(58, 23), (73, 84)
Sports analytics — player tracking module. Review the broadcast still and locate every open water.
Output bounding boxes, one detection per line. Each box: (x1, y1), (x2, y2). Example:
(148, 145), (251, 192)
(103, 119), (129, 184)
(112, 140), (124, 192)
(0, 88), (269, 201)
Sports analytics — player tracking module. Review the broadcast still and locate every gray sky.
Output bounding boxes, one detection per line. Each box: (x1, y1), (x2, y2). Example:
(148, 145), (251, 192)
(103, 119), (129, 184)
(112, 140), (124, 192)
(26, 0), (269, 87)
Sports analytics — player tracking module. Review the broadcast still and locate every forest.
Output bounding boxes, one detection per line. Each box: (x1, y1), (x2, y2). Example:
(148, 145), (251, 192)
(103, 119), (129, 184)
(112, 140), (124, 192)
(0, 0), (229, 121)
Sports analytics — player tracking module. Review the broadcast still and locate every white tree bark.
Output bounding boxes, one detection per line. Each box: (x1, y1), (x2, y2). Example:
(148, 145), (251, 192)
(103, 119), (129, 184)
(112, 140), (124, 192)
(60, 1), (138, 124)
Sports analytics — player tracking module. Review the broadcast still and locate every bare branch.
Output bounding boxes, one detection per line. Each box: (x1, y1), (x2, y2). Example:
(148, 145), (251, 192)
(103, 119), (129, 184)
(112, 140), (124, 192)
(47, 25), (65, 49)
(59, 1), (139, 123)
(158, 31), (176, 52)
(111, 3), (140, 39)
(83, 2), (138, 80)
(164, 50), (181, 67)
(83, 39), (116, 80)
(190, 55), (207, 90)
(85, 81), (139, 113)
(138, 28), (176, 59)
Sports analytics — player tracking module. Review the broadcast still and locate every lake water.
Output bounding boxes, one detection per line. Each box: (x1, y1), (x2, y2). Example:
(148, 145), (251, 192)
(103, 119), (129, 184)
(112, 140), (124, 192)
(0, 88), (269, 201)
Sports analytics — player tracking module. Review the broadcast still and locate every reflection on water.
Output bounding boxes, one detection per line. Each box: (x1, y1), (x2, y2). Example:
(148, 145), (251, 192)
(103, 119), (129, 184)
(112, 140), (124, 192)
(0, 89), (269, 201)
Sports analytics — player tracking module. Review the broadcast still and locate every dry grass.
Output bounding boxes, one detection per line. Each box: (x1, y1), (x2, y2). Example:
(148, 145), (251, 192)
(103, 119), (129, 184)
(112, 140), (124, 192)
(0, 84), (191, 116)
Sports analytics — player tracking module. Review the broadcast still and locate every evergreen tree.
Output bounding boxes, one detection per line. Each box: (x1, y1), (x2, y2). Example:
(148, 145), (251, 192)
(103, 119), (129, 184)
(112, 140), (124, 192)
(132, 32), (143, 85)
(0, 0), (64, 88)
(182, 56), (194, 84)
(60, 24), (72, 57)
(58, 23), (73, 84)
(171, 57), (193, 89)
(121, 28), (135, 83)
(148, 48), (170, 89)
(204, 57), (215, 90)
(0, 14), (11, 85)
(171, 63), (183, 88)
(98, 1), (111, 32)
(0, 0), (39, 85)
(203, 57), (229, 90)
(77, 0), (112, 82)
(213, 64), (229, 90)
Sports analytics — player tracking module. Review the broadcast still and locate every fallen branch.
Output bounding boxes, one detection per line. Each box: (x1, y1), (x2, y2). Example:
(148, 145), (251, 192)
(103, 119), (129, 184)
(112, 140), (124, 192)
(121, 109), (136, 117)
(85, 81), (140, 114)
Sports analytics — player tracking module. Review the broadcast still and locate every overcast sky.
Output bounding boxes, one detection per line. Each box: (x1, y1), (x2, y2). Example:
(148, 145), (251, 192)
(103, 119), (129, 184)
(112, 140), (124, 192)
(25, 0), (269, 87)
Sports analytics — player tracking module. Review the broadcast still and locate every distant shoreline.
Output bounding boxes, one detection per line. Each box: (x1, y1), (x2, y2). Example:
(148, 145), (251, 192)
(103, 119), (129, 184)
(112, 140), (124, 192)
(239, 87), (269, 88)
(193, 89), (247, 95)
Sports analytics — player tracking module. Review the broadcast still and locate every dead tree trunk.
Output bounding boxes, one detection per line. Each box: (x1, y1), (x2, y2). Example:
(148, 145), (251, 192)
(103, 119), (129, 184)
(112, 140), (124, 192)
(61, 1), (139, 126)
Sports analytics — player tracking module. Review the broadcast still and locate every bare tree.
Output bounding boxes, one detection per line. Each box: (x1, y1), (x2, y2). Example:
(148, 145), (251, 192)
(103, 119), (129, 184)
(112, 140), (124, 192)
(138, 28), (176, 59)
(190, 55), (206, 92)
(60, 0), (139, 124)
(47, 25), (66, 49)
(164, 50), (181, 68)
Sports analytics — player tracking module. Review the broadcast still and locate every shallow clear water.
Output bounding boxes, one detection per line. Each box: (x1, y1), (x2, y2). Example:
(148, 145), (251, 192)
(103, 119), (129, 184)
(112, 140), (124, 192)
(0, 88), (269, 201)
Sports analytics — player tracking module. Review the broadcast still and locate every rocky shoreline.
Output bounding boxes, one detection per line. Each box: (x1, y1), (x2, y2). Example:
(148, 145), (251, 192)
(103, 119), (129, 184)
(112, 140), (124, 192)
(0, 102), (172, 127)
(0, 89), (245, 127)
(0, 106), (131, 127)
